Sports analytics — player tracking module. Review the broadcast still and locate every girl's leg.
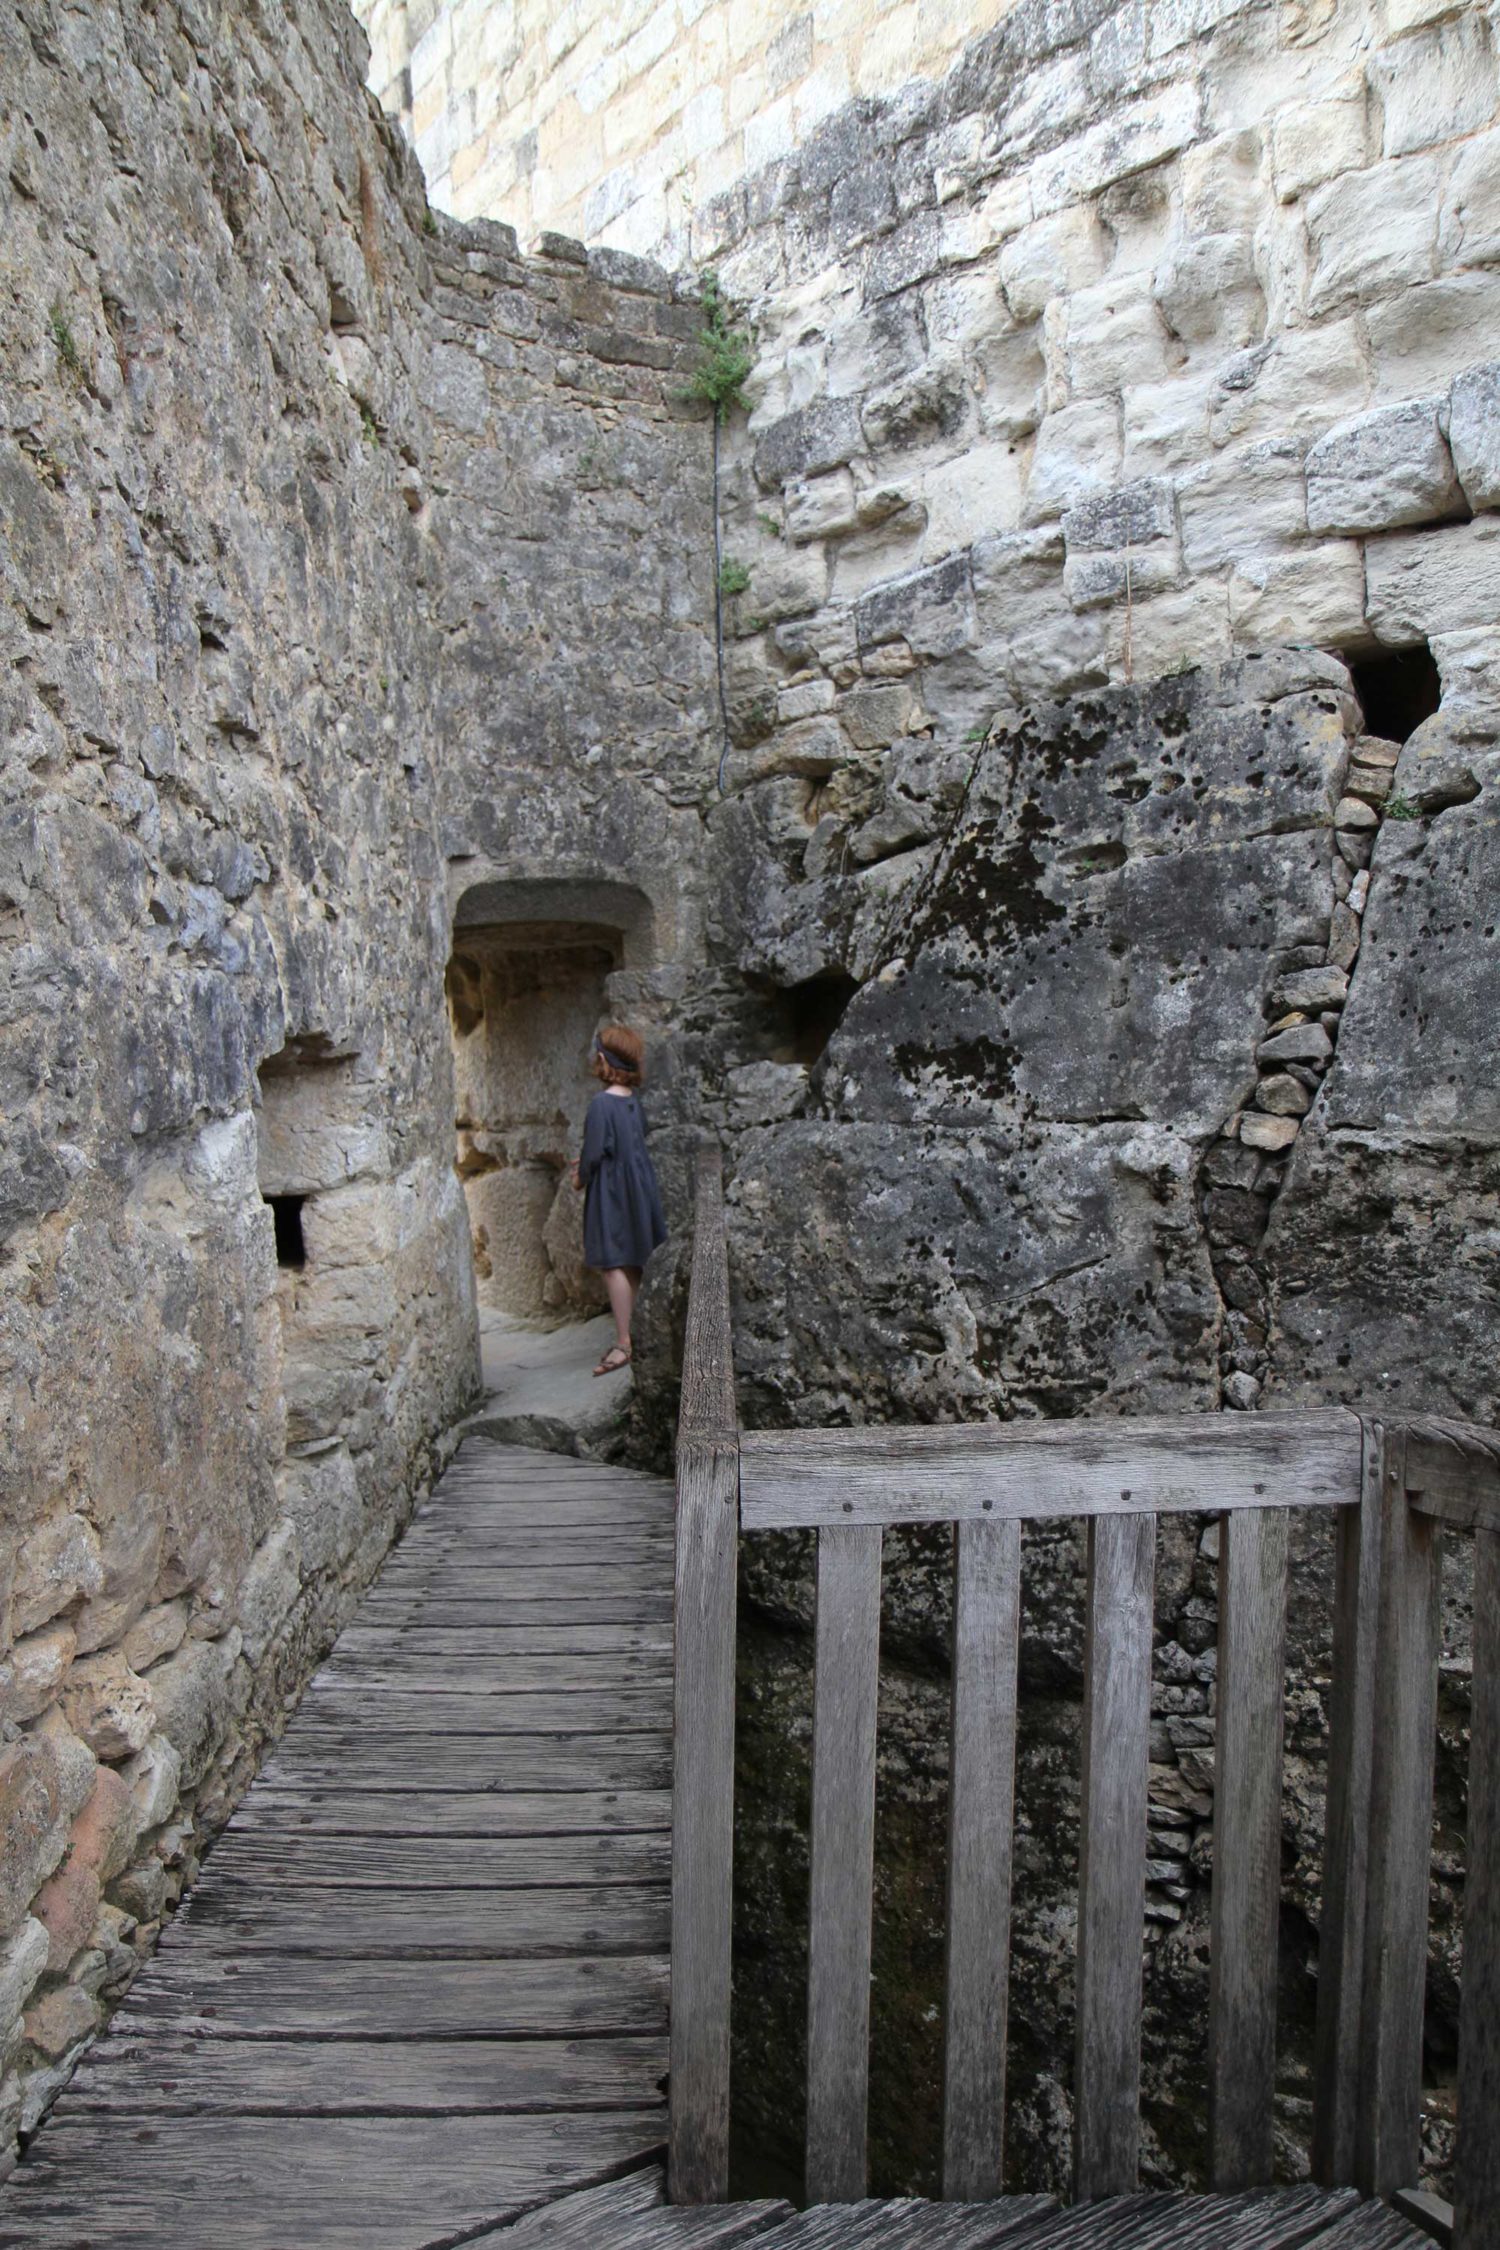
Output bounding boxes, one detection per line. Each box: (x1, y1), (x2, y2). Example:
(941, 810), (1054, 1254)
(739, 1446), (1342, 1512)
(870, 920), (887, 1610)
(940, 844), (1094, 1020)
(602, 1266), (636, 1352)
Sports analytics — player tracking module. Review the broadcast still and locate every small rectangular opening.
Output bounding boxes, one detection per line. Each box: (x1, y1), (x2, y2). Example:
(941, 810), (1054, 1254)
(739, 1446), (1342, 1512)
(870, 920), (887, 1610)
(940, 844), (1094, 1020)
(265, 1193), (307, 1269)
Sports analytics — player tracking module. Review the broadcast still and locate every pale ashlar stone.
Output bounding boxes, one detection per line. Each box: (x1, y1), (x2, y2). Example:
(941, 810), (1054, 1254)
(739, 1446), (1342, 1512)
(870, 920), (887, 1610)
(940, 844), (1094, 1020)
(1227, 542), (1367, 651)
(1021, 395), (1123, 525)
(1105, 580), (1234, 679)
(1271, 93), (1368, 204)
(1208, 319), (1372, 449)
(1366, 273), (1500, 405)
(1305, 155), (1440, 315)
(1442, 125), (1500, 270)
(1177, 439), (1308, 575)
(1029, 78), (1201, 215)
(59, 1655), (156, 1764)
(1153, 232), (1266, 352)
(1447, 361), (1500, 513)
(1305, 397), (1462, 535)
(1065, 543), (1181, 610)
(12, 1514), (104, 1640)
(777, 677), (836, 723)
(6, 1627), (76, 1725)
(1122, 374), (1215, 477)
(785, 469), (858, 543)
(1181, 127), (1265, 235)
(1366, 515), (1500, 644)
(1065, 275), (1180, 397)
(1368, 16), (1498, 160)
(998, 204), (1109, 324)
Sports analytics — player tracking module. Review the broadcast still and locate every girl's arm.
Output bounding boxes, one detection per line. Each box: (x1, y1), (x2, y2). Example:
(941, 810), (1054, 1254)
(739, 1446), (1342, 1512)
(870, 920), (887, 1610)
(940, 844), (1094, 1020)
(576, 1094), (610, 1188)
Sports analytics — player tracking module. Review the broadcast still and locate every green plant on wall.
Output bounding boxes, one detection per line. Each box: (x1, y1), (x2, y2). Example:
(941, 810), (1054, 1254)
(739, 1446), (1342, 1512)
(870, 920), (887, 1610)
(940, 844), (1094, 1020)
(718, 557), (751, 599)
(683, 271), (753, 422)
(48, 300), (83, 378)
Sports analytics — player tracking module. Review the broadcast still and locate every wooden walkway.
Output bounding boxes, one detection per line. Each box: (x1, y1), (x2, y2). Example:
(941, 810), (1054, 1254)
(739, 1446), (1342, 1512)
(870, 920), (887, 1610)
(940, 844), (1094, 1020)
(0, 1424), (1439, 2250)
(0, 1439), (676, 2250)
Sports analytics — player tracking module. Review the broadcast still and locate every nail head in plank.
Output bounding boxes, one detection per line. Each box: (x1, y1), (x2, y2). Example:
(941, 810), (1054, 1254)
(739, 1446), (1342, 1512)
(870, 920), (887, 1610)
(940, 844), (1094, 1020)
(738, 1413), (1362, 1531)
(1073, 1511), (1156, 2202)
(806, 1523), (883, 2204)
(943, 1516), (1022, 2202)
(1209, 1507), (1290, 2190)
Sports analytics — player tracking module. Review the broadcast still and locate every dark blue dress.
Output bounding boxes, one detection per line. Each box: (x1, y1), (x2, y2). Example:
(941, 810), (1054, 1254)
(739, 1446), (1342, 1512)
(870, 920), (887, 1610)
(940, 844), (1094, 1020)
(580, 1091), (668, 1271)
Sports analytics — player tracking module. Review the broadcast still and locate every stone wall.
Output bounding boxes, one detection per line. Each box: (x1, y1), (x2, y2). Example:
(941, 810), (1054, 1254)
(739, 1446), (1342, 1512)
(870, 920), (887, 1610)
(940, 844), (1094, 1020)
(354, 0), (1006, 262)
(0, 0), (715, 2155)
(710, 0), (1500, 787)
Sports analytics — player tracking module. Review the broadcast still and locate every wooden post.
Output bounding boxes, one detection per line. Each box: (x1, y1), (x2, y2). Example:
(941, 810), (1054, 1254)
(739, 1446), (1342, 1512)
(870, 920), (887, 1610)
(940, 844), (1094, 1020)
(1073, 1510), (1156, 2201)
(1355, 1425), (1442, 2198)
(1454, 1525), (1499, 2249)
(1313, 1419), (1386, 2185)
(1209, 1506), (1290, 2188)
(668, 1146), (739, 2205)
(806, 1523), (882, 2203)
(943, 1516), (1022, 2201)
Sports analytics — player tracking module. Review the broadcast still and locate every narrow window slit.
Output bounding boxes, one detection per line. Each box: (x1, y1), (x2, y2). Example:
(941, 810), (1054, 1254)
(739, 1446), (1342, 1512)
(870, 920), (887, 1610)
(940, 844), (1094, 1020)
(265, 1193), (307, 1269)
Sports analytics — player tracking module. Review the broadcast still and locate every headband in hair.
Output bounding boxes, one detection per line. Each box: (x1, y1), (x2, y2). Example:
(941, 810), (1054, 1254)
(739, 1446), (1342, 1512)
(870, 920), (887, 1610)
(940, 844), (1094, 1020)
(593, 1036), (638, 1074)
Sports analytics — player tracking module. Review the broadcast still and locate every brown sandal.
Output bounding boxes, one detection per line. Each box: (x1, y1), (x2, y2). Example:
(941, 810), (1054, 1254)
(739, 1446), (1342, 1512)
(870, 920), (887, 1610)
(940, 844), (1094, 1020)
(593, 1343), (631, 1377)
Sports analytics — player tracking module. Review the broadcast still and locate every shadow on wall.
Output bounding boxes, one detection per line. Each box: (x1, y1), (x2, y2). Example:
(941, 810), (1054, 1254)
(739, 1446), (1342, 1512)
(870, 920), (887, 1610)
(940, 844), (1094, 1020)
(446, 878), (658, 1323)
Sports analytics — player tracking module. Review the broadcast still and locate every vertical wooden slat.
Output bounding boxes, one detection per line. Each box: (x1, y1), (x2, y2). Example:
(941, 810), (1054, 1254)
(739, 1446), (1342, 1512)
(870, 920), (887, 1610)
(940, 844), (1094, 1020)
(669, 1437), (740, 2203)
(1454, 1524), (1500, 2249)
(806, 1523), (883, 2203)
(1313, 1418), (1386, 2185)
(943, 1516), (1022, 2201)
(669, 1144), (739, 2205)
(1356, 1425), (1442, 2196)
(1073, 1510), (1156, 2201)
(1209, 1506), (1291, 2189)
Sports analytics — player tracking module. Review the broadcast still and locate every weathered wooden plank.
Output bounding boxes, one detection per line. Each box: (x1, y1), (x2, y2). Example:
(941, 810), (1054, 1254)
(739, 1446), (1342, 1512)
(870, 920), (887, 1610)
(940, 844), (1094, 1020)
(61, 2034), (669, 2116)
(313, 1651), (673, 1692)
(1356, 1425), (1442, 2198)
(372, 1565), (672, 1595)
(166, 1882), (668, 1959)
(1454, 1523), (1500, 2250)
(1314, 1423), (1387, 2187)
(943, 1516), (1022, 2202)
(828, 2196), (1060, 2246)
(258, 1734), (673, 1792)
(1073, 1510), (1156, 2202)
(192, 1827), (669, 1893)
(1401, 1417), (1500, 1538)
(355, 1593), (675, 1626)
(0, 2113), (668, 2250)
(739, 1411), (1362, 1531)
(678, 1143), (736, 1442)
(669, 1435), (740, 2204)
(227, 1788), (672, 1839)
(1209, 1507), (1290, 2190)
(459, 2168), (668, 2249)
(286, 1686), (669, 1735)
(333, 1625), (673, 1653)
(114, 1953), (670, 2038)
(806, 1523), (883, 2204)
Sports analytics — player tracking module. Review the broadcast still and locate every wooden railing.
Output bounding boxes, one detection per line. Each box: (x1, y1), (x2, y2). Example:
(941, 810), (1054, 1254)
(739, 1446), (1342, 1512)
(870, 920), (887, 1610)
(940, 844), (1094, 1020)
(668, 1159), (1499, 2241)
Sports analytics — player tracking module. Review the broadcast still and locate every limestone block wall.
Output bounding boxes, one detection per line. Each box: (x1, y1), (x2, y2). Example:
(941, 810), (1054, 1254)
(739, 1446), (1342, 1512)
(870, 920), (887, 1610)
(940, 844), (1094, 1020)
(0, 0), (715, 2157)
(707, 0), (1500, 782)
(355, 0), (1007, 261)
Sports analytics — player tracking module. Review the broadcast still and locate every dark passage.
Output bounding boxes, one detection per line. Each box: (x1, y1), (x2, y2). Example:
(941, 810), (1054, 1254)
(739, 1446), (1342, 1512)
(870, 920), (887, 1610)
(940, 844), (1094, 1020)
(1349, 644), (1441, 744)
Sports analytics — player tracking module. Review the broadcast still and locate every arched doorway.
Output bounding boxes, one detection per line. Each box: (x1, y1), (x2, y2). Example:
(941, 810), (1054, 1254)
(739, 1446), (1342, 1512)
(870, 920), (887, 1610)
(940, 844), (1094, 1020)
(445, 877), (656, 1327)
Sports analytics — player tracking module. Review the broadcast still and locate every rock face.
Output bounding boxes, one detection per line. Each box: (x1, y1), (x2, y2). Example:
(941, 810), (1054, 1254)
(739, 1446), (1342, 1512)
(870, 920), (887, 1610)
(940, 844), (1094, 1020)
(0, 0), (715, 2151)
(716, 655), (1500, 2198)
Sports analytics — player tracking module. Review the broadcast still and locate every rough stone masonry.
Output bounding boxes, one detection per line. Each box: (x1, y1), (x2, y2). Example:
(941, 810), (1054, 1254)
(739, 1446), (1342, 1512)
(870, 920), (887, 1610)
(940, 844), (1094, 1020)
(0, 0), (716, 2157)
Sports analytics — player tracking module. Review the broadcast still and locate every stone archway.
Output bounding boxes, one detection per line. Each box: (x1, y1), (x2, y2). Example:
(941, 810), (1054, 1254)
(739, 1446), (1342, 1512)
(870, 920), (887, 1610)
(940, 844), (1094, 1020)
(445, 876), (657, 1325)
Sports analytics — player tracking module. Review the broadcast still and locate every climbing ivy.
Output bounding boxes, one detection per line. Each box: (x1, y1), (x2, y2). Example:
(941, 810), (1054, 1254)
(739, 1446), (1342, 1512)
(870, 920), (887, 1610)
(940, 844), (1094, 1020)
(717, 557), (751, 598)
(683, 271), (753, 422)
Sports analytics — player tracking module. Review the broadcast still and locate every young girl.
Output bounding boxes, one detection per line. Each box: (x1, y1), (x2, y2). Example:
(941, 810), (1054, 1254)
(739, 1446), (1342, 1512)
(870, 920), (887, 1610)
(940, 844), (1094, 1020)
(572, 1023), (667, 1376)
